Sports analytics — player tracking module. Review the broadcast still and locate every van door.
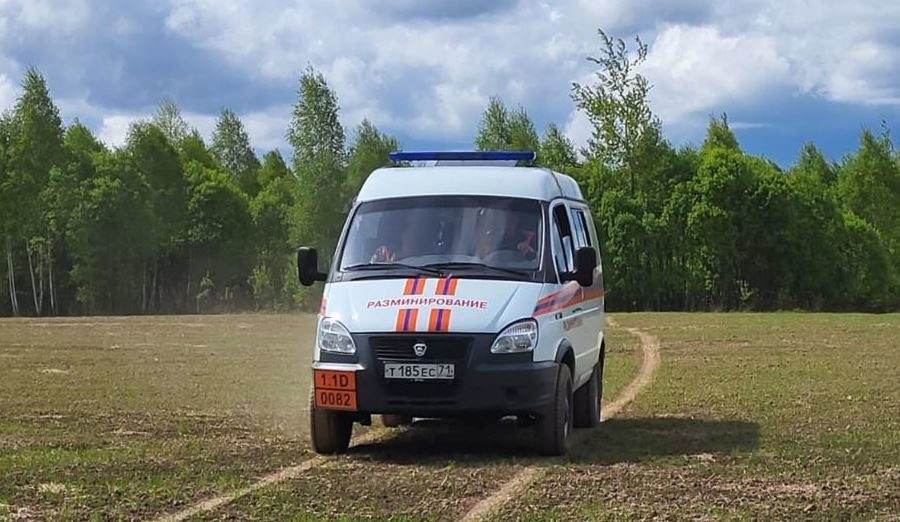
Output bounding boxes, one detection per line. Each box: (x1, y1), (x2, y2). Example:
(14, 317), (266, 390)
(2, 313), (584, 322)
(547, 202), (589, 382)
(569, 204), (604, 374)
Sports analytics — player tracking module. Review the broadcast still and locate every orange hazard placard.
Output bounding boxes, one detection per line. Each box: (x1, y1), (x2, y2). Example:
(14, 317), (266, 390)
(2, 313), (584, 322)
(314, 389), (357, 411)
(313, 369), (358, 411)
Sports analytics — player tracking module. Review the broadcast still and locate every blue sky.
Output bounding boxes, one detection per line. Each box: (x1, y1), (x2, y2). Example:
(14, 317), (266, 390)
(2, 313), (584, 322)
(1, 0), (899, 168)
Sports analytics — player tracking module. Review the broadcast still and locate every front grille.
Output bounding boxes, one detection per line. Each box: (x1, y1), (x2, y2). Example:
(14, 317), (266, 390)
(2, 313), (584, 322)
(370, 336), (470, 362)
(368, 335), (472, 400)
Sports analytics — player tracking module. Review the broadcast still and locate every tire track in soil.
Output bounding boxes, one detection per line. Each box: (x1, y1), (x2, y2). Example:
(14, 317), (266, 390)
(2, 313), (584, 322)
(151, 317), (659, 522)
(148, 429), (387, 522)
(456, 316), (661, 522)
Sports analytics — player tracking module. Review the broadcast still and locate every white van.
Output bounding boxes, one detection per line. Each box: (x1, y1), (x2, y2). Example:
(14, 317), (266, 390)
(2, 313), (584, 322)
(297, 151), (604, 456)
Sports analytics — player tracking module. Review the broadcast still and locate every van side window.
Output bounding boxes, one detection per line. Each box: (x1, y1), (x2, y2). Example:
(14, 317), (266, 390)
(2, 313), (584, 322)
(571, 208), (592, 248)
(552, 204), (575, 276)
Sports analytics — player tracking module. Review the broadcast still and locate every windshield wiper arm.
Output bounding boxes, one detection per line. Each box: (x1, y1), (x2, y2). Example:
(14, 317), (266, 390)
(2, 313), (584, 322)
(423, 262), (530, 278)
(343, 263), (444, 277)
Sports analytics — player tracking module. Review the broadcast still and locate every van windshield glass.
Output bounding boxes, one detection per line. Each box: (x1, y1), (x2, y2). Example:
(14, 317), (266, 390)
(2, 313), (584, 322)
(339, 196), (543, 274)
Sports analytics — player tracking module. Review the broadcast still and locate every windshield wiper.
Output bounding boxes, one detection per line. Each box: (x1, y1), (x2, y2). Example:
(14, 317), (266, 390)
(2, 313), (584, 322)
(343, 263), (444, 277)
(423, 262), (530, 278)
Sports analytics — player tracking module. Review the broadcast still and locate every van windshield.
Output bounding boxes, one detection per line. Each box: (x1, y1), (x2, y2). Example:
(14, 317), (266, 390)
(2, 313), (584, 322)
(339, 196), (543, 276)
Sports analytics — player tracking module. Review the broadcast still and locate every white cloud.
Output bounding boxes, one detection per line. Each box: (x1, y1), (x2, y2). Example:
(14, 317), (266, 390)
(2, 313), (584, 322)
(713, 0), (900, 106)
(182, 111), (217, 142)
(98, 114), (145, 147)
(0, 0), (89, 33)
(641, 24), (791, 125)
(4, 0), (900, 155)
(563, 109), (592, 154)
(0, 73), (16, 112)
(242, 105), (291, 152)
(159, 0), (609, 145)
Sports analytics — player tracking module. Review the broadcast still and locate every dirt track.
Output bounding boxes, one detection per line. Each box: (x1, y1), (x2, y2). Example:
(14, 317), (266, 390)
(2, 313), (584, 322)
(456, 317), (661, 521)
(149, 317), (660, 522)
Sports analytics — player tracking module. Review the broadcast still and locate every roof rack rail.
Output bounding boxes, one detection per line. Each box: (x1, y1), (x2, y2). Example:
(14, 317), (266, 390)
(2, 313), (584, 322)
(388, 150), (535, 166)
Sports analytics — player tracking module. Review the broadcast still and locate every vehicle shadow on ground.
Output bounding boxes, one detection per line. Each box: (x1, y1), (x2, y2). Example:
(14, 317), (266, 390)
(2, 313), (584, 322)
(570, 416), (760, 464)
(349, 416), (759, 466)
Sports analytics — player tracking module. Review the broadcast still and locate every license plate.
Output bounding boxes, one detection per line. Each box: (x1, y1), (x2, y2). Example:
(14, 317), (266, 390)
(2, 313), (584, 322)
(383, 363), (455, 380)
(313, 369), (358, 411)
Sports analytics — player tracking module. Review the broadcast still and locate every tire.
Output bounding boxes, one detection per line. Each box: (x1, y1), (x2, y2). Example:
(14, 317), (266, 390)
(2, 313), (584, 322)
(309, 387), (353, 454)
(380, 414), (412, 427)
(535, 364), (573, 456)
(573, 362), (602, 428)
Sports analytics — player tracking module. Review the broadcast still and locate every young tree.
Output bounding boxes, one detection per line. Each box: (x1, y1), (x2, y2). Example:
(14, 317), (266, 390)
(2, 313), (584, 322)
(41, 122), (107, 314)
(572, 30), (662, 194)
(474, 96), (511, 151)
(780, 143), (845, 307)
(184, 161), (253, 309)
(251, 171), (297, 309)
(153, 98), (190, 147)
(702, 114), (741, 153)
(180, 130), (218, 170)
(508, 106), (539, 151)
(256, 150), (292, 187)
(287, 66), (347, 259)
(4, 67), (66, 315)
(837, 129), (900, 305)
(125, 121), (188, 311)
(66, 150), (154, 313)
(538, 123), (578, 173)
(211, 108), (260, 195)
(345, 119), (399, 197)
(0, 111), (16, 315)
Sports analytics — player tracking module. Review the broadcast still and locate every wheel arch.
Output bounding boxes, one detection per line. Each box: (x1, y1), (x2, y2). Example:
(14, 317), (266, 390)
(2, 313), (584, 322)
(554, 339), (576, 377)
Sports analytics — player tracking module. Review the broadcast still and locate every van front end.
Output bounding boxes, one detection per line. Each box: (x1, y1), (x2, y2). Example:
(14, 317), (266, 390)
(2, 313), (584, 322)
(314, 332), (559, 416)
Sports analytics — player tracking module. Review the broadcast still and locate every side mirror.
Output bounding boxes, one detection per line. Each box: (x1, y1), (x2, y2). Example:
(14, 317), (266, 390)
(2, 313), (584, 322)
(297, 247), (327, 286)
(574, 247), (597, 287)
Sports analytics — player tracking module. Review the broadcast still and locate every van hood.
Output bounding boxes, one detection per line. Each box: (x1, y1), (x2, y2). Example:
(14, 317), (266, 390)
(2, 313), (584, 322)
(320, 277), (542, 334)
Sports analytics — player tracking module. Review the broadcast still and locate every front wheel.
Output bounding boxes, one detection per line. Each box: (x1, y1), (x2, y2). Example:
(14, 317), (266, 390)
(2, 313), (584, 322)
(310, 387), (353, 454)
(535, 364), (573, 456)
(574, 348), (605, 428)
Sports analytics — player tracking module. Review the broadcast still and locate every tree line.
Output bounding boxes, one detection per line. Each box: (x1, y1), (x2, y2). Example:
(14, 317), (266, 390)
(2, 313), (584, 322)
(1, 30), (898, 316)
(0, 66), (397, 315)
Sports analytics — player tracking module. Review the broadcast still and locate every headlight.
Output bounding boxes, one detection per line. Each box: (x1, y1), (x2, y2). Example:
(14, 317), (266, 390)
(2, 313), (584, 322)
(317, 317), (356, 354)
(491, 320), (538, 354)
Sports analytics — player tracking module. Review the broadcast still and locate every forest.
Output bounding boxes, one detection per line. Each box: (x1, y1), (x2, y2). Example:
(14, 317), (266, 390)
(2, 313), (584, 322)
(1, 32), (898, 316)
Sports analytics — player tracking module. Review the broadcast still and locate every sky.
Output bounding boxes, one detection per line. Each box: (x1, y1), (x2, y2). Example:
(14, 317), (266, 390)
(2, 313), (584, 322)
(1, 0), (899, 167)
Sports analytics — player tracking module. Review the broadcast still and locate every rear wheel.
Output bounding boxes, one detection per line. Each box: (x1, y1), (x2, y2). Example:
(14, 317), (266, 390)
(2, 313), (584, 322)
(309, 387), (353, 454)
(535, 364), (573, 456)
(380, 414), (413, 427)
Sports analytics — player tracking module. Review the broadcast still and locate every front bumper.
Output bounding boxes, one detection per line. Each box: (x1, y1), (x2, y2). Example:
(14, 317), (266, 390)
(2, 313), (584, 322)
(313, 333), (558, 416)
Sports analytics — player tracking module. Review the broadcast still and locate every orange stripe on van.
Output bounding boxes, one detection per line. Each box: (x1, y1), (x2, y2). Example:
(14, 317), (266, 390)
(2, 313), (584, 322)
(395, 308), (419, 332)
(428, 308), (451, 332)
(402, 277), (426, 295)
(532, 282), (589, 317)
(435, 277), (458, 296)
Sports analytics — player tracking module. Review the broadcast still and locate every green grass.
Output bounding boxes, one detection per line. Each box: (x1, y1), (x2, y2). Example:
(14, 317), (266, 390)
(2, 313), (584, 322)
(0, 314), (319, 520)
(493, 313), (900, 521)
(4, 313), (897, 521)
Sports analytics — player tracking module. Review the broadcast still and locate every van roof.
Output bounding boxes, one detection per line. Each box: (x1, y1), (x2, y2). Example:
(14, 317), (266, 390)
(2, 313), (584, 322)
(356, 166), (585, 203)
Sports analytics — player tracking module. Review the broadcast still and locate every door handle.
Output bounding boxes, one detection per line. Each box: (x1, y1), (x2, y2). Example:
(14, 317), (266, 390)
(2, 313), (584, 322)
(572, 307), (583, 314)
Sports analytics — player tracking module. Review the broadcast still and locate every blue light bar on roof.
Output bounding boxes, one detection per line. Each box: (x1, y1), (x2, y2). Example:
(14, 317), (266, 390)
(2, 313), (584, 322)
(388, 150), (536, 163)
